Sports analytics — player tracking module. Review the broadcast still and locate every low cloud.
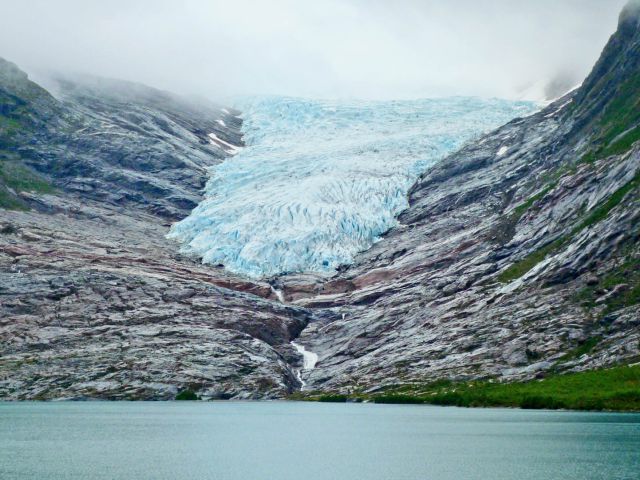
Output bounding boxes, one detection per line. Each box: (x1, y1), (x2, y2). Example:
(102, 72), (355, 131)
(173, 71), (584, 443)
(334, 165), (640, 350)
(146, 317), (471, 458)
(1, 0), (627, 101)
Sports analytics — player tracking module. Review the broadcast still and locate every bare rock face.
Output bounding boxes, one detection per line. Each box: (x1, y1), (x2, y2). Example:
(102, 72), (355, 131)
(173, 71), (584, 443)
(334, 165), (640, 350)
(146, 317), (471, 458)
(290, 113), (639, 392)
(0, 204), (310, 400)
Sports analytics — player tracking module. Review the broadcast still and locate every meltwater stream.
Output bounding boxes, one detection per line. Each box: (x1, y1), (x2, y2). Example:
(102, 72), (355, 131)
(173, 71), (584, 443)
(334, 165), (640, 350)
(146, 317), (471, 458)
(169, 96), (536, 278)
(291, 341), (319, 389)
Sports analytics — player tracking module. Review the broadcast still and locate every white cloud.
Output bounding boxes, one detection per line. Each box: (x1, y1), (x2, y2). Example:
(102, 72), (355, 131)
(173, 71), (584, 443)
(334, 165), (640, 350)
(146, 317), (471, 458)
(0, 0), (627, 100)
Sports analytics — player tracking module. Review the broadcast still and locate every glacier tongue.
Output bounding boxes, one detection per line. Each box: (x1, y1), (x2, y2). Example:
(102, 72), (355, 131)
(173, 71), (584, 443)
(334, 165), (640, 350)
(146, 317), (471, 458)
(168, 96), (536, 278)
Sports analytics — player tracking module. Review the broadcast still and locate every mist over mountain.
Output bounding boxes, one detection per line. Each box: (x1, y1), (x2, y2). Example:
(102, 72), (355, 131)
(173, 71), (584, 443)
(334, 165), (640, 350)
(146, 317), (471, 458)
(3, 3), (640, 480)
(2, 0), (626, 101)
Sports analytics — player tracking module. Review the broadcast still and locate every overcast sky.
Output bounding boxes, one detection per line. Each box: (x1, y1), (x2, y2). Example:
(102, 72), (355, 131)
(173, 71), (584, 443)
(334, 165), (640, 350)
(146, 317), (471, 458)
(0, 0), (627, 101)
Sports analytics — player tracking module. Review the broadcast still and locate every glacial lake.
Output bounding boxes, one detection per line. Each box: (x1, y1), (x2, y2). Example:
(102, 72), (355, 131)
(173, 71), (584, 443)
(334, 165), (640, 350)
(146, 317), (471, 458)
(1, 402), (638, 480)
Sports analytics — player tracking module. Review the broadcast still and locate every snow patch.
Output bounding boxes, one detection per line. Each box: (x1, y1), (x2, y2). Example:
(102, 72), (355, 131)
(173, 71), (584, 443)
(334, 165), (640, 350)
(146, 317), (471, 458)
(497, 146), (509, 157)
(208, 132), (242, 155)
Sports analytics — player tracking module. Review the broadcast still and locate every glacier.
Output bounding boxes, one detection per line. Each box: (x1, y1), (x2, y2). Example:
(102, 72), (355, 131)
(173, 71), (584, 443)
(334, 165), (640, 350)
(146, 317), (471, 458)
(168, 96), (537, 278)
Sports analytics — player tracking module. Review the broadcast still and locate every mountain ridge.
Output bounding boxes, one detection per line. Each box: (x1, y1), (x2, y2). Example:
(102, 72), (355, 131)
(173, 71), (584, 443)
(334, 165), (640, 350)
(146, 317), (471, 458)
(0, 62), (310, 400)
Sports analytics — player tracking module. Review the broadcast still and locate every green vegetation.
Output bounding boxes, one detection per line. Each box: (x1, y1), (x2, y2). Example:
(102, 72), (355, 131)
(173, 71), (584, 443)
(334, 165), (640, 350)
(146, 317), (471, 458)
(575, 172), (640, 231)
(317, 394), (348, 403)
(0, 187), (28, 210)
(175, 390), (199, 401)
(494, 163), (585, 247)
(0, 115), (21, 133)
(498, 172), (640, 283)
(497, 236), (565, 283)
(296, 365), (640, 411)
(1, 78), (55, 210)
(575, 257), (640, 314)
(511, 185), (554, 221)
(580, 72), (640, 163)
(0, 94), (30, 150)
(558, 337), (602, 361)
(0, 61), (59, 209)
(601, 127), (640, 159)
(0, 160), (55, 194)
(0, 159), (56, 210)
(371, 394), (424, 404)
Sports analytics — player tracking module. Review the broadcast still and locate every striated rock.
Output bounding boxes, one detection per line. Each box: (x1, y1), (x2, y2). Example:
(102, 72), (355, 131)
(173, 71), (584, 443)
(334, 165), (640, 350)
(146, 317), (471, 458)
(0, 197), (314, 399)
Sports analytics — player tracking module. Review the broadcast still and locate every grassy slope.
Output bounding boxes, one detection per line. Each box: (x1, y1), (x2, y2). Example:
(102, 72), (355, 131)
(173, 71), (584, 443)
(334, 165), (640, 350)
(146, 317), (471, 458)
(0, 60), (58, 209)
(575, 256), (640, 314)
(580, 72), (640, 164)
(0, 158), (56, 210)
(497, 171), (640, 284)
(297, 365), (640, 411)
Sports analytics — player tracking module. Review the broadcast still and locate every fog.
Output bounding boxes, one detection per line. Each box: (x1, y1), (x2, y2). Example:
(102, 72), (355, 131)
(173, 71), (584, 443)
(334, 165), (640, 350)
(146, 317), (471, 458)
(0, 0), (627, 101)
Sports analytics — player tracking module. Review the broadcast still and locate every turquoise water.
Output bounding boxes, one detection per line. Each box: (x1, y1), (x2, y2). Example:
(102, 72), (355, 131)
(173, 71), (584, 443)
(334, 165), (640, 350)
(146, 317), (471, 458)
(169, 96), (536, 278)
(1, 402), (638, 479)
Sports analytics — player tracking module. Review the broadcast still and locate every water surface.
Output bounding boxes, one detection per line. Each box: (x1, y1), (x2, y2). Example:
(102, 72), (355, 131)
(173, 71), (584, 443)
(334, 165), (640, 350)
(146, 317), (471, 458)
(1, 402), (638, 480)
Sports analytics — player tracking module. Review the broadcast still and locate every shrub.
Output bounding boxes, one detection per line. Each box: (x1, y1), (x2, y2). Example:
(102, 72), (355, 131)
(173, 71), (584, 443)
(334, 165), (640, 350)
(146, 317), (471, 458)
(521, 395), (566, 410)
(317, 394), (348, 403)
(373, 394), (424, 404)
(175, 390), (199, 401)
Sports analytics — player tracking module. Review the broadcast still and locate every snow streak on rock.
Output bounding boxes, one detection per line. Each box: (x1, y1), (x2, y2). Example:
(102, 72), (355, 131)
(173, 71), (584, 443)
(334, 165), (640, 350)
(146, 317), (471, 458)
(169, 96), (536, 277)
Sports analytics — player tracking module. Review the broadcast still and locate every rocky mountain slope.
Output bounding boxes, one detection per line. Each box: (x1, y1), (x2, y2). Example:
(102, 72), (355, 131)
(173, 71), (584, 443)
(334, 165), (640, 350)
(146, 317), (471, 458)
(287, 1), (640, 392)
(0, 63), (310, 400)
(1, 2), (639, 400)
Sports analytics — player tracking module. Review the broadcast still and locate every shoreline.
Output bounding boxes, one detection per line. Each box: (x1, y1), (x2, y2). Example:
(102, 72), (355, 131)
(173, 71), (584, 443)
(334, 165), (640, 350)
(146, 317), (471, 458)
(289, 363), (640, 412)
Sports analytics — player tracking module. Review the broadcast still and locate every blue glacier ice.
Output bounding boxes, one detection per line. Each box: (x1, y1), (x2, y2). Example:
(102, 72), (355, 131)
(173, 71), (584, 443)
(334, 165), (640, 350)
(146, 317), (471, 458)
(168, 96), (537, 278)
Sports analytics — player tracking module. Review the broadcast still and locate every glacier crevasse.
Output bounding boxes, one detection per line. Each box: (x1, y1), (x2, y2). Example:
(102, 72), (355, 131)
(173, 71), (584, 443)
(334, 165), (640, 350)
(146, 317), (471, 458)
(168, 96), (536, 278)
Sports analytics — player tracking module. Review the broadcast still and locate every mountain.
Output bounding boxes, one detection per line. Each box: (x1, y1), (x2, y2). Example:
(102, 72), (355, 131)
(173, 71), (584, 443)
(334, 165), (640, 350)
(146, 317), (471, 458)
(0, 64), (243, 218)
(1, 1), (639, 401)
(289, 0), (640, 393)
(0, 63), (310, 400)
